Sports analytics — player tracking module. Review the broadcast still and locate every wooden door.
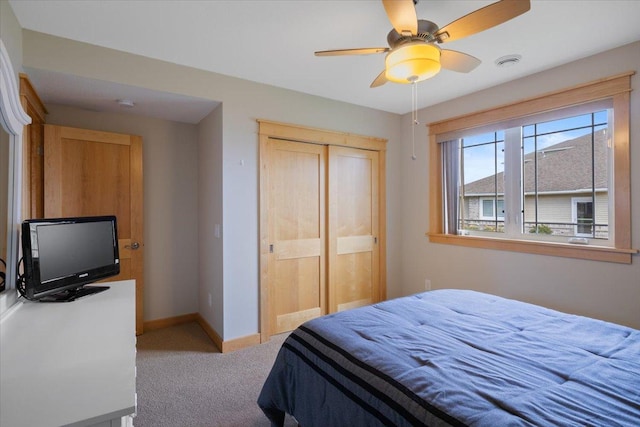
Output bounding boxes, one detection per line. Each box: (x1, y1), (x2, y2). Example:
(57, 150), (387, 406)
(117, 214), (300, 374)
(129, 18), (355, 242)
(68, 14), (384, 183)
(266, 139), (326, 335)
(44, 125), (144, 334)
(328, 146), (379, 312)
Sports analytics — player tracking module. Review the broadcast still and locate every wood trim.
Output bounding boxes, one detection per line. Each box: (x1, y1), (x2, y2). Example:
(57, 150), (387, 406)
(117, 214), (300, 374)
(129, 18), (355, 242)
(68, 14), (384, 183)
(327, 146), (338, 314)
(143, 313), (198, 332)
(59, 126), (132, 145)
(195, 314), (223, 351)
(613, 92), (631, 250)
(428, 233), (634, 264)
(130, 136), (145, 335)
(195, 314), (261, 353)
(222, 333), (262, 353)
(428, 134), (442, 236)
(259, 133), (270, 343)
(378, 150), (387, 302)
(257, 119), (387, 151)
(20, 73), (47, 220)
(19, 73), (48, 122)
(428, 72), (634, 135)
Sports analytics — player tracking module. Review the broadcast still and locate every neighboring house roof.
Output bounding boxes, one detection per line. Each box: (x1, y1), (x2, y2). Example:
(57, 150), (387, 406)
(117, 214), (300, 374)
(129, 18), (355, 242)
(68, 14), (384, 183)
(463, 129), (608, 195)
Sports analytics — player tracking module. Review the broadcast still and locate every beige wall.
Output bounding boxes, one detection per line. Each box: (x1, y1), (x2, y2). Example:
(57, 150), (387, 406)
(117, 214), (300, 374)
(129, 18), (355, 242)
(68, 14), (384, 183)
(21, 31), (404, 340)
(197, 104), (223, 335)
(44, 105), (200, 322)
(401, 41), (640, 329)
(0, 0), (22, 81)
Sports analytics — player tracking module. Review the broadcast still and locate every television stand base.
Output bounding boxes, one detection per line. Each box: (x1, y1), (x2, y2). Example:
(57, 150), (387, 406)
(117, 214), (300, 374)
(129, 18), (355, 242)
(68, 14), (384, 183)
(38, 285), (110, 302)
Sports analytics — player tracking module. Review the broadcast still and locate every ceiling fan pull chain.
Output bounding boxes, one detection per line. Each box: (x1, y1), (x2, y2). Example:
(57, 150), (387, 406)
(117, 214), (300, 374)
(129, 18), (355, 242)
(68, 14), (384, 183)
(411, 81), (418, 160)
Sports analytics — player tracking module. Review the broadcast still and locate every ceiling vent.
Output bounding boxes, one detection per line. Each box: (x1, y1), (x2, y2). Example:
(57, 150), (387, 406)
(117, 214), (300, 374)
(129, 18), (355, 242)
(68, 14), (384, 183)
(495, 54), (522, 68)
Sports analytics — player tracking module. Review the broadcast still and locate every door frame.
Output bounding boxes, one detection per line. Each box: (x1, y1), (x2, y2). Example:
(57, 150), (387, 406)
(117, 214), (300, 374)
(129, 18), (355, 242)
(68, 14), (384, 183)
(258, 120), (387, 343)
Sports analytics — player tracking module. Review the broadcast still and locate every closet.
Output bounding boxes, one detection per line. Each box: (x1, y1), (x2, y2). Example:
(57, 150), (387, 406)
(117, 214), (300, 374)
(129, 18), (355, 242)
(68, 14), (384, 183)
(259, 120), (387, 340)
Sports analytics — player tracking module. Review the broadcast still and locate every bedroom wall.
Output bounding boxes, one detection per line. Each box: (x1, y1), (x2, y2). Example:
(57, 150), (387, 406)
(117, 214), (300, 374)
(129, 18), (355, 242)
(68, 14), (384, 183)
(401, 41), (640, 329)
(0, 0), (22, 81)
(197, 104), (224, 335)
(44, 105), (200, 322)
(21, 30), (404, 340)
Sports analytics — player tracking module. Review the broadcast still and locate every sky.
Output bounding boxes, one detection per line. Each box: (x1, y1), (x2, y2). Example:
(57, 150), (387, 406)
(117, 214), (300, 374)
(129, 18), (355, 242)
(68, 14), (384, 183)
(461, 110), (608, 184)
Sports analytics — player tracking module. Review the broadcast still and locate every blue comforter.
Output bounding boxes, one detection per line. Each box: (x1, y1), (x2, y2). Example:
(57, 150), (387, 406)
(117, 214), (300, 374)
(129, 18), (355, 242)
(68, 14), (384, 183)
(258, 290), (640, 426)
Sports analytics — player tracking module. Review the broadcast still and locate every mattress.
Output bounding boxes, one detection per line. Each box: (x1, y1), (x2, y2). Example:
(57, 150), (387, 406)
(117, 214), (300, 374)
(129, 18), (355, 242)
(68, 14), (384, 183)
(257, 289), (640, 426)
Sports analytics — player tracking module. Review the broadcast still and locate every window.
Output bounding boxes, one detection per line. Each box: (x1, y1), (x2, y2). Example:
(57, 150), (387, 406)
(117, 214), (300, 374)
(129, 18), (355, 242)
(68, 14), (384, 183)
(479, 198), (504, 221)
(458, 108), (610, 244)
(572, 197), (594, 237)
(428, 73), (636, 264)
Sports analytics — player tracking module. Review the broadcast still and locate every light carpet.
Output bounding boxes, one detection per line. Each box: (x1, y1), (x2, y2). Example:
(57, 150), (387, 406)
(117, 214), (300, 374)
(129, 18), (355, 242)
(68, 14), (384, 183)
(135, 322), (297, 427)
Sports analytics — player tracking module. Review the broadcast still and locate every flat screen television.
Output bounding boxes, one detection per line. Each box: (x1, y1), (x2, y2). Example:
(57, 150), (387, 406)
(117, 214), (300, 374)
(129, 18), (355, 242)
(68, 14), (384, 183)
(20, 215), (120, 302)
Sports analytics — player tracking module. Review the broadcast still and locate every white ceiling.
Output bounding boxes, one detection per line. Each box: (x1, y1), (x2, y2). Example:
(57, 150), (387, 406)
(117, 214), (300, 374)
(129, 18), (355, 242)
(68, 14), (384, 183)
(9, 0), (640, 122)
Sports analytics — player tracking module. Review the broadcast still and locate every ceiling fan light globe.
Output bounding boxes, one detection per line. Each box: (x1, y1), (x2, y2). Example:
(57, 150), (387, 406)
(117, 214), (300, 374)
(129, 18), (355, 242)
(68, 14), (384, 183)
(385, 43), (441, 84)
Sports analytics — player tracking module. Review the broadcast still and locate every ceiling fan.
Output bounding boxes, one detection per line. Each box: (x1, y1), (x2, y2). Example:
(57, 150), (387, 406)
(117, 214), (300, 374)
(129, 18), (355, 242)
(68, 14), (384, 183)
(315, 0), (531, 88)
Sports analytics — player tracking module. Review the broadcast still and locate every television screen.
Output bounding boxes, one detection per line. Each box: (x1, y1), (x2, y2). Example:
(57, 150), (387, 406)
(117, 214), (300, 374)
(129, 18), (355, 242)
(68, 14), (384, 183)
(21, 216), (120, 302)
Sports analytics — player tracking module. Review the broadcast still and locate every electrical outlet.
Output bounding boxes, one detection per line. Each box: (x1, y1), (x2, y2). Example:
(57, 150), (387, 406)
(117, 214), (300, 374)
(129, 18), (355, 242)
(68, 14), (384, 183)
(424, 279), (432, 291)
(208, 293), (212, 307)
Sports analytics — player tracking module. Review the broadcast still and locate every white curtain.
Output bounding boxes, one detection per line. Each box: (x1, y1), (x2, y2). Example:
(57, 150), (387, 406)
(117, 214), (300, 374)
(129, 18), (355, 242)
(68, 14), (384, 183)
(442, 139), (460, 235)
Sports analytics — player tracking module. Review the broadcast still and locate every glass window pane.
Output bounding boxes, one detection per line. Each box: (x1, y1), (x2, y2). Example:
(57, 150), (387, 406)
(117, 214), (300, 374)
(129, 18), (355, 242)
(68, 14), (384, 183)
(522, 111), (609, 240)
(577, 201), (594, 235)
(462, 142), (498, 185)
(483, 199), (494, 217)
(533, 113), (593, 135)
(497, 200), (504, 219)
(523, 125), (535, 137)
(462, 132), (504, 147)
(460, 132), (504, 234)
(593, 110), (608, 125)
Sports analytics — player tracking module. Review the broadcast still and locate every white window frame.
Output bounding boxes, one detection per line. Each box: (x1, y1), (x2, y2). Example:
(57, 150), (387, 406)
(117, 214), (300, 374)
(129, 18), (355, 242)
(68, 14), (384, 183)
(572, 197), (594, 238)
(428, 73), (636, 264)
(479, 197), (504, 220)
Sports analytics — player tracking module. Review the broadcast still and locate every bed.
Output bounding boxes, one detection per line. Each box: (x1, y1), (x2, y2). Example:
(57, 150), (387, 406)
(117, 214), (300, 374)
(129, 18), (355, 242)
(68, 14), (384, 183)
(257, 289), (640, 427)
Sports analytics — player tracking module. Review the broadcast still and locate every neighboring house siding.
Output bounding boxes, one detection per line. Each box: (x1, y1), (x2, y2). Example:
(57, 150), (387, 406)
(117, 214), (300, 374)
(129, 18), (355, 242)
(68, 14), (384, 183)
(595, 192), (608, 225)
(525, 194), (572, 224)
(463, 192), (608, 238)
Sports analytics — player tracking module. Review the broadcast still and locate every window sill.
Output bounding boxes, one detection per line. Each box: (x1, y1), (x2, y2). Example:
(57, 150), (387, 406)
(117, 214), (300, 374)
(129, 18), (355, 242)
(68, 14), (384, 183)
(427, 233), (637, 264)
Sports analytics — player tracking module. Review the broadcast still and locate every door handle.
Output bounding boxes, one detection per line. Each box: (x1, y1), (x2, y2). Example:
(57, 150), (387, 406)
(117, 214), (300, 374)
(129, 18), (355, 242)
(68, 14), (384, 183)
(125, 242), (140, 250)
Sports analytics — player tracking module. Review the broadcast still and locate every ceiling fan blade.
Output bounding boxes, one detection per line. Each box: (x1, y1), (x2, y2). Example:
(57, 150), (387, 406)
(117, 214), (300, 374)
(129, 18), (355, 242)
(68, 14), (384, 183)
(382, 0), (418, 36)
(440, 49), (481, 73)
(370, 70), (388, 88)
(315, 47), (389, 56)
(435, 0), (530, 43)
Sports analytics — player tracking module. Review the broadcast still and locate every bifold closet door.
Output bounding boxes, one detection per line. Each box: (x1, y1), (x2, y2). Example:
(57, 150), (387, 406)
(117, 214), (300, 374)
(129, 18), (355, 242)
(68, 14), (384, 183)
(328, 146), (379, 312)
(267, 139), (326, 335)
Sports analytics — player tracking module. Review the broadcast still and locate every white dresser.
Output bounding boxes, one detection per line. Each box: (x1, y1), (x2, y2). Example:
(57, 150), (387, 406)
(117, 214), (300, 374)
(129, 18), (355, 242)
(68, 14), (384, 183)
(0, 280), (136, 427)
